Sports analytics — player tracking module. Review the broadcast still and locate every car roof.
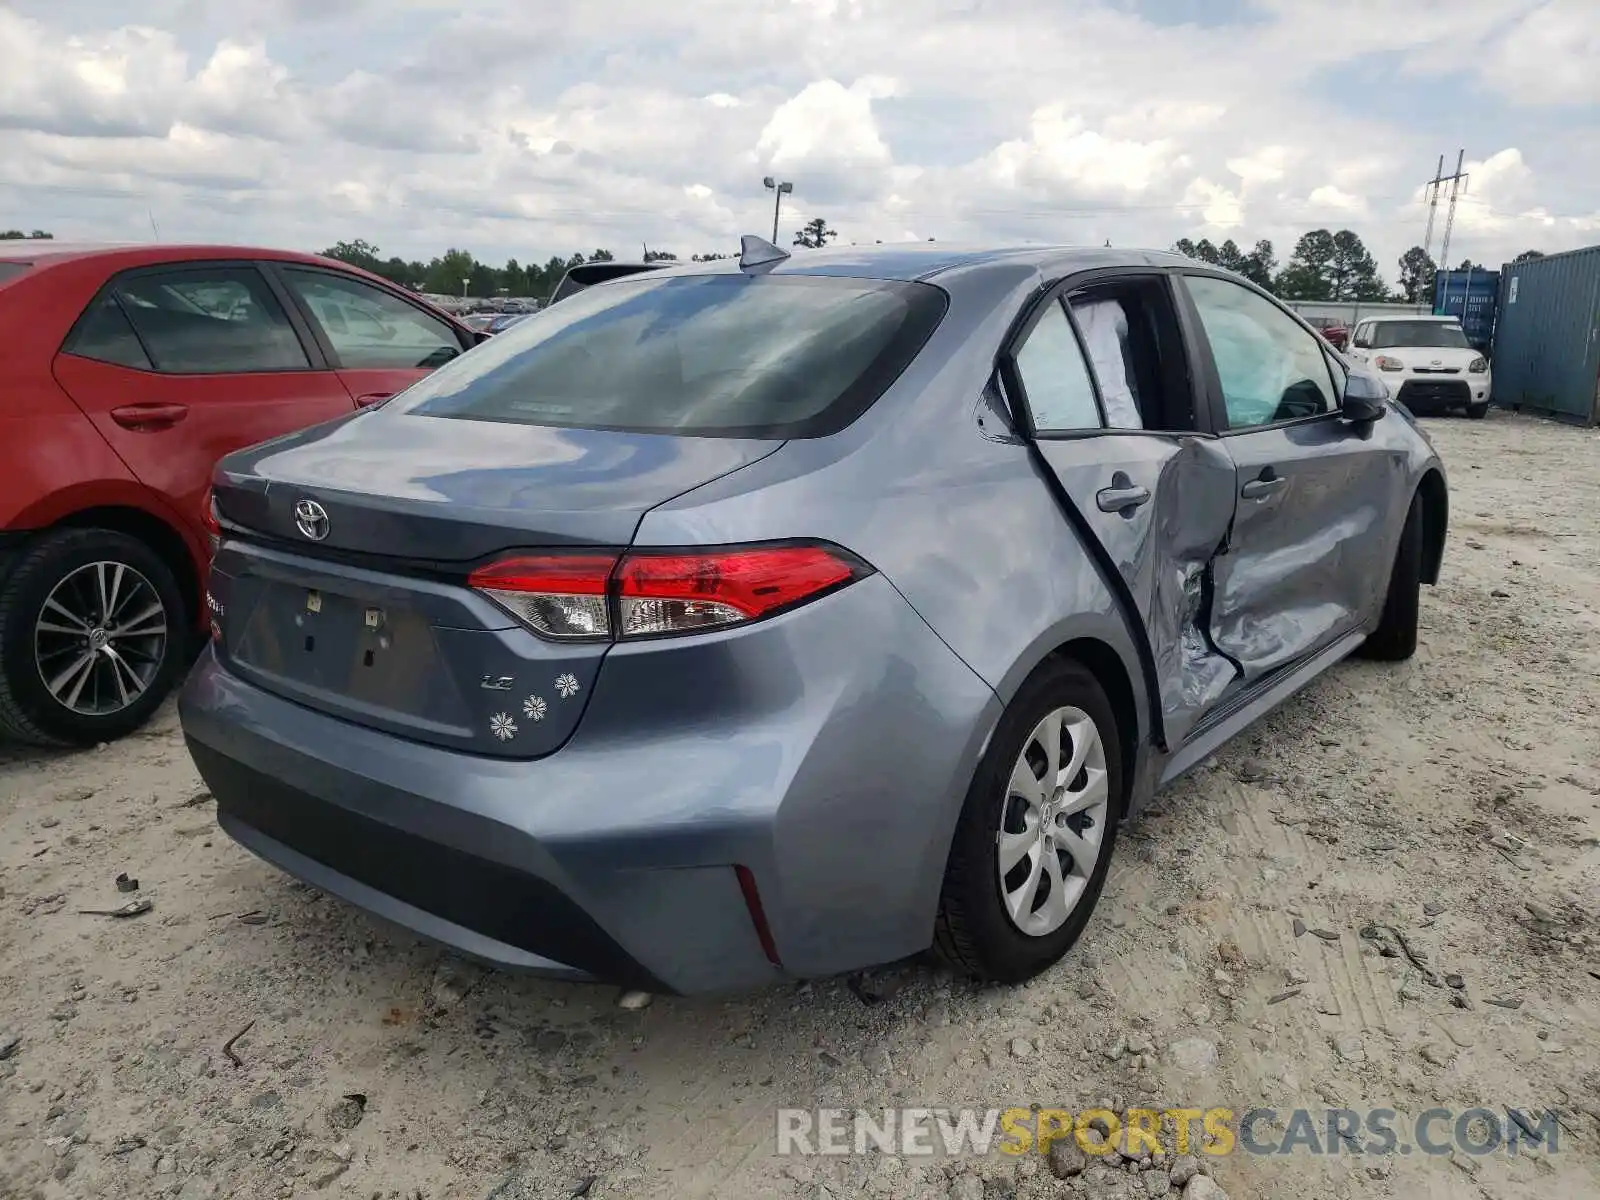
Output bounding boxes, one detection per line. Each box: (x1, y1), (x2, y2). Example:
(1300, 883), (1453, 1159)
(0, 241), (365, 272)
(644, 242), (1195, 284)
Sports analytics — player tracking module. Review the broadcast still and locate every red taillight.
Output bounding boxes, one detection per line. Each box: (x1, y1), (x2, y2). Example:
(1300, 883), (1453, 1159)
(616, 545), (858, 637)
(201, 487), (222, 554)
(467, 554), (615, 640)
(467, 543), (868, 642)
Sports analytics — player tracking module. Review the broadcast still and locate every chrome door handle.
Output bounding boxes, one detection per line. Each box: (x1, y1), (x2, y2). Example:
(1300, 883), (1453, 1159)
(1241, 475), (1286, 500)
(1096, 484), (1151, 515)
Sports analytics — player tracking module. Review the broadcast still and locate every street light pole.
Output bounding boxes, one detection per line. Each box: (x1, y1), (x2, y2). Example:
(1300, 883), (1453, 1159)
(763, 176), (794, 244)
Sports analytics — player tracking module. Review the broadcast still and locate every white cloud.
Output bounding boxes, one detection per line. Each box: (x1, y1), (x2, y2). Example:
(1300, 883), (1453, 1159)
(982, 105), (1178, 197)
(1307, 186), (1368, 216)
(0, 0), (1592, 279)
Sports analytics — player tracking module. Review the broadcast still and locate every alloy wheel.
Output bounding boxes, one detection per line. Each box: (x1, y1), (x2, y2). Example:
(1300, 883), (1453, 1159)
(33, 560), (169, 716)
(996, 705), (1110, 937)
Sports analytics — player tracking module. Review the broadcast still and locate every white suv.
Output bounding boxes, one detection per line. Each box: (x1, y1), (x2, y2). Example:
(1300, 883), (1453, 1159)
(1345, 315), (1491, 419)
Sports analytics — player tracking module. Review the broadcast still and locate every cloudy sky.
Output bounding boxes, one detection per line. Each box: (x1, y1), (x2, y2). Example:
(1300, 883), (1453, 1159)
(2, 0), (1596, 284)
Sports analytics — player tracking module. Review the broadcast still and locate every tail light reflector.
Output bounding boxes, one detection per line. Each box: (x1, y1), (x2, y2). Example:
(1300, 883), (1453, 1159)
(467, 543), (870, 642)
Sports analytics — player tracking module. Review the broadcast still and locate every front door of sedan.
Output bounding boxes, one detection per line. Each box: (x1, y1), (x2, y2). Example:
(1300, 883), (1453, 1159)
(270, 266), (472, 408)
(1003, 285), (1240, 749)
(1178, 274), (1401, 681)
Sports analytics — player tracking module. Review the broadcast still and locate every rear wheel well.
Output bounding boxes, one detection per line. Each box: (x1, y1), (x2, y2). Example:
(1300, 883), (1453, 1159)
(53, 506), (199, 626)
(1034, 638), (1139, 815)
(1416, 469), (1448, 585)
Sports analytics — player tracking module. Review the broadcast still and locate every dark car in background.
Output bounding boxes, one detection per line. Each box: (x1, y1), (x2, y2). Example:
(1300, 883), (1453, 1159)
(0, 241), (481, 746)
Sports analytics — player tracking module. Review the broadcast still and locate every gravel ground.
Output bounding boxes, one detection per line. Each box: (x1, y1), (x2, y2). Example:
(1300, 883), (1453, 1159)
(3, 412), (1599, 1200)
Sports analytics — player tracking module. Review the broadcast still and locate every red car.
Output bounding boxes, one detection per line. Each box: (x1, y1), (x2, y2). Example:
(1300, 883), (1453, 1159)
(0, 241), (481, 746)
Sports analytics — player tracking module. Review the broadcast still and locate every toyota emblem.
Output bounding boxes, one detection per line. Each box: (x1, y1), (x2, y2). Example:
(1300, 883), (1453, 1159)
(294, 499), (330, 541)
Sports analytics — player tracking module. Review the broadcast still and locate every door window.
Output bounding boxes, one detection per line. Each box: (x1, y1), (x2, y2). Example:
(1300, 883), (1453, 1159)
(281, 269), (462, 371)
(107, 266), (310, 374)
(1185, 276), (1338, 429)
(1013, 301), (1103, 432)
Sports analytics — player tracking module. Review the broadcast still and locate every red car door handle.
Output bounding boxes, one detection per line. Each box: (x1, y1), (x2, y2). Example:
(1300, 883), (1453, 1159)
(355, 392), (393, 407)
(110, 403), (189, 430)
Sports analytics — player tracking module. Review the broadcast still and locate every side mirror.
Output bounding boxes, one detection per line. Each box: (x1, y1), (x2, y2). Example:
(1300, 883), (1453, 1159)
(1341, 369), (1387, 422)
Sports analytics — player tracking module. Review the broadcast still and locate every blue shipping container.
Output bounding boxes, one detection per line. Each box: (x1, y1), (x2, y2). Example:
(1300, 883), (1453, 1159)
(1433, 268), (1499, 352)
(1490, 245), (1600, 426)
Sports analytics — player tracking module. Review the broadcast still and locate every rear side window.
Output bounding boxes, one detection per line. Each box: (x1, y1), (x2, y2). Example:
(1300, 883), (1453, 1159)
(65, 296), (152, 369)
(110, 266), (310, 374)
(399, 273), (949, 438)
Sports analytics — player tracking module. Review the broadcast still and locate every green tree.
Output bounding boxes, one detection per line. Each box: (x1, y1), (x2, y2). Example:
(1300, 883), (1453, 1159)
(793, 217), (837, 249)
(1276, 229), (1383, 300)
(1173, 237), (1274, 289)
(642, 249), (678, 262)
(1276, 229), (1336, 300)
(1512, 249), (1544, 263)
(586, 248), (615, 262)
(691, 252), (731, 261)
(1396, 246), (1437, 304)
(320, 239), (385, 272)
(423, 248), (479, 296)
(1239, 240), (1277, 291)
(468, 260), (500, 297)
(1330, 230), (1385, 300)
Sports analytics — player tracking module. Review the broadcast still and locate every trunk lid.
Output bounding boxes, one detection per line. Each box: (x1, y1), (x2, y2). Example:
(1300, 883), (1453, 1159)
(209, 409), (781, 757)
(215, 407), (781, 558)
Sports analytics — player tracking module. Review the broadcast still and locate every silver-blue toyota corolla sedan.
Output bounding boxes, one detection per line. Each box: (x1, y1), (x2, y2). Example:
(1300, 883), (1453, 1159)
(180, 239), (1447, 995)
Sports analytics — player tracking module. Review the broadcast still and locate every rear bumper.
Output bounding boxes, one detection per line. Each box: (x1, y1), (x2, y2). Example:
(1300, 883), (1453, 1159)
(179, 572), (1001, 994)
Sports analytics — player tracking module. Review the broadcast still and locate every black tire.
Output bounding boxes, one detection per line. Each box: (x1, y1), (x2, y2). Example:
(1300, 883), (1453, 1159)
(1357, 495), (1422, 662)
(933, 658), (1124, 984)
(0, 528), (187, 747)
(1467, 402), (1489, 420)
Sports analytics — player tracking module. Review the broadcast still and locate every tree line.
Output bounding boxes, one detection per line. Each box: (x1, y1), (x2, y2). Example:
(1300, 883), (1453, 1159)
(1174, 230), (1546, 304)
(1, 222), (1549, 305)
(319, 218), (842, 300)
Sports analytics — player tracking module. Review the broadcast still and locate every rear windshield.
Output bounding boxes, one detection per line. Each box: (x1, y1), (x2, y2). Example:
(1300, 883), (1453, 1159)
(0, 262), (31, 288)
(400, 273), (948, 438)
(1372, 321), (1469, 349)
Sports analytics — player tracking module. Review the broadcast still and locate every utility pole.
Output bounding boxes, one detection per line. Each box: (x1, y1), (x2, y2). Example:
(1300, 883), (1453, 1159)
(763, 176), (793, 243)
(1437, 149), (1468, 273)
(1422, 155), (1444, 263)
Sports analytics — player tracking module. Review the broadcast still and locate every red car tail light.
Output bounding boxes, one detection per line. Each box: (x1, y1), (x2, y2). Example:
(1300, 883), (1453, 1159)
(468, 554), (616, 640)
(201, 486), (222, 554)
(468, 543), (870, 642)
(615, 545), (861, 637)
